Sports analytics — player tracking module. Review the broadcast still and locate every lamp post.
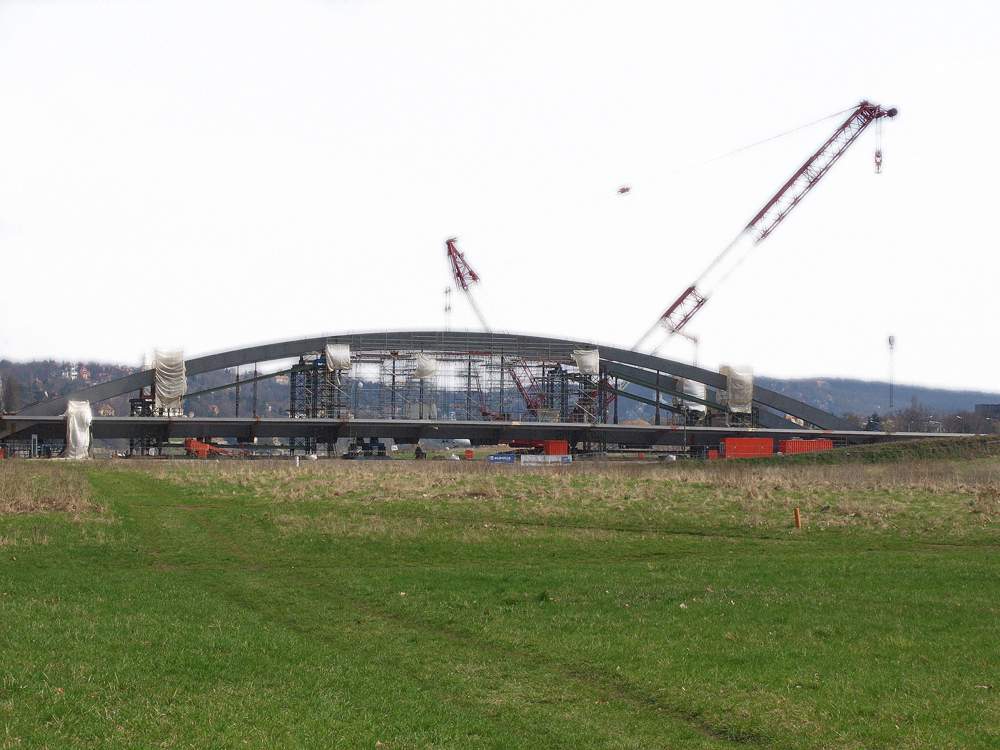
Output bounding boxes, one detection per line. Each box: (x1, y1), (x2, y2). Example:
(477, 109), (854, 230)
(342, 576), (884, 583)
(888, 335), (895, 408)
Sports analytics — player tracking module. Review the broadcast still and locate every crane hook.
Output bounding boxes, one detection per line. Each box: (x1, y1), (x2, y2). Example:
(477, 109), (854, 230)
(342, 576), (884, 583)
(874, 117), (884, 174)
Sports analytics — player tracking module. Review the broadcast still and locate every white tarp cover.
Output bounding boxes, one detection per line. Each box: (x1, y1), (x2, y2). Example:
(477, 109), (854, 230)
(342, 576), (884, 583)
(680, 377), (708, 413)
(404, 402), (438, 420)
(414, 353), (437, 380)
(571, 349), (600, 375)
(721, 365), (753, 413)
(63, 400), (92, 460)
(325, 344), (352, 371)
(154, 349), (186, 410)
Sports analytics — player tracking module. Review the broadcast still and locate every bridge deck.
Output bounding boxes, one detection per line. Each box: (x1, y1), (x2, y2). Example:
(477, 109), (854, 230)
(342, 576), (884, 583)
(0, 414), (906, 448)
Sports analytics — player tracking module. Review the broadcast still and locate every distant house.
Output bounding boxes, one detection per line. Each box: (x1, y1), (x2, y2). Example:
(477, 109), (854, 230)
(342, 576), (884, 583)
(97, 404), (115, 417)
(274, 375), (290, 386)
(78, 365), (91, 381)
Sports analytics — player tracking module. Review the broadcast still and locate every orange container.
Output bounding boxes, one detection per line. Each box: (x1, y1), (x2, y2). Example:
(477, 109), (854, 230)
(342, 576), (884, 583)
(542, 440), (568, 455)
(720, 437), (773, 458)
(465, 449), (475, 460)
(778, 439), (834, 454)
(707, 449), (719, 459)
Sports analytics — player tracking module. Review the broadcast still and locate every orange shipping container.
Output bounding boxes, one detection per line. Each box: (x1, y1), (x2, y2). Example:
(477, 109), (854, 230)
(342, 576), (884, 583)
(778, 439), (834, 454)
(542, 440), (568, 455)
(720, 437), (773, 458)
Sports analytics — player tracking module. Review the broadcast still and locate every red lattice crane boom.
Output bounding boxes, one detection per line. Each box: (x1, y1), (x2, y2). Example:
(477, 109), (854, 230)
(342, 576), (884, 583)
(635, 100), (897, 350)
(446, 238), (492, 333)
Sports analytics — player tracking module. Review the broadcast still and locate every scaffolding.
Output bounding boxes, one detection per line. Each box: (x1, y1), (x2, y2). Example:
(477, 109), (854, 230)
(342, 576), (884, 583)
(378, 355), (438, 420)
(128, 395), (159, 456)
(288, 353), (352, 453)
(284, 348), (610, 427)
(331, 351), (608, 424)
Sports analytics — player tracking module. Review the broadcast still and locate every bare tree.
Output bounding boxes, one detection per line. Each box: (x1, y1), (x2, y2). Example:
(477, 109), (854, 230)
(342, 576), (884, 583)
(4, 375), (20, 413)
(941, 410), (993, 434)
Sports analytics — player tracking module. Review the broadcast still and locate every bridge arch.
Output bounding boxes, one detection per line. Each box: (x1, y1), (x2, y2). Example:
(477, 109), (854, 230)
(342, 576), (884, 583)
(13, 330), (853, 432)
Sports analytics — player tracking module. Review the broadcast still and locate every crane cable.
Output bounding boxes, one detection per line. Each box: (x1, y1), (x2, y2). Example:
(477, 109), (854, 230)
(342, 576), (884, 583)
(690, 106), (855, 172)
(450, 106), (861, 341)
(452, 107), (856, 244)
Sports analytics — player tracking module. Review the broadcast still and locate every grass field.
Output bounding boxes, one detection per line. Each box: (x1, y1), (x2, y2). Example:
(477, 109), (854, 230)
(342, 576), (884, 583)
(1, 445), (999, 748)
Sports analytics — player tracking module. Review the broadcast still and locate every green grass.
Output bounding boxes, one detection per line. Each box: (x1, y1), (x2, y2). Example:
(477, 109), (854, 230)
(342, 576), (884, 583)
(1, 458), (999, 748)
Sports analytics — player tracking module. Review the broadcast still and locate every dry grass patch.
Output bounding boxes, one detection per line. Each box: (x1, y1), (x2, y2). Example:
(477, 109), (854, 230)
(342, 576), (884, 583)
(0, 462), (96, 516)
(109, 455), (1000, 536)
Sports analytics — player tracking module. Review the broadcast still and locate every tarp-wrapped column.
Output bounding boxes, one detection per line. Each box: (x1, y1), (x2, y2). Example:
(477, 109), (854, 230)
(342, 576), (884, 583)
(720, 365), (753, 414)
(325, 344), (352, 371)
(677, 378), (708, 413)
(409, 353), (437, 418)
(414, 353), (437, 380)
(571, 349), (600, 375)
(63, 401), (92, 460)
(154, 350), (186, 411)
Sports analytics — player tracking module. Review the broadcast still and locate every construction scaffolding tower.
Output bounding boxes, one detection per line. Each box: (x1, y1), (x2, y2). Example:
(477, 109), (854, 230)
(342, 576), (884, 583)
(289, 353), (351, 453)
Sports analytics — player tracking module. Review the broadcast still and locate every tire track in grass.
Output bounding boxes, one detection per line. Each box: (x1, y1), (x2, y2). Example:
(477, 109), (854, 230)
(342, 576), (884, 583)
(89, 470), (250, 570)
(195, 566), (760, 749)
(87, 472), (612, 746)
(329, 581), (770, 748)
(94, 471), (762, 747)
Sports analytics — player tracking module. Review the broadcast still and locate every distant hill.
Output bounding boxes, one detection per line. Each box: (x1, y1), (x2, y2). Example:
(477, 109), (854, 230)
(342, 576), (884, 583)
(756, 376), (1000, 418)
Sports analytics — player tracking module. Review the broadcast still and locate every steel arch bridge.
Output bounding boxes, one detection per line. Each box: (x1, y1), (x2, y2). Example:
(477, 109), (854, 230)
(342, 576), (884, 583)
(2, 330), (877, 451)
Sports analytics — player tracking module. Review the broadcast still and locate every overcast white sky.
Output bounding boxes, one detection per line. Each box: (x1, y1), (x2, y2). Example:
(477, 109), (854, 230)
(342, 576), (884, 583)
(1, 0), (998, 391)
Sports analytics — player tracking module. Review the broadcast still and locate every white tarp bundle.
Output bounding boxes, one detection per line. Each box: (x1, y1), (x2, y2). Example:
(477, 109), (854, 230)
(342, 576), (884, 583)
(325, 344), (352, 371)
(414, 353), (437, 380)
(720, 365), (753, 413)
(63, 400), (92, 460)
(572, 349), (600, 375)
(154, 349), (186, 410)
(679, 378), (708, 413)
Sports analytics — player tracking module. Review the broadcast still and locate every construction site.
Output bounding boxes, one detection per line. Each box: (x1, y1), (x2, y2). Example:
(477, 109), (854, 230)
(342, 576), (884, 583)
(1, 101), (918, 460)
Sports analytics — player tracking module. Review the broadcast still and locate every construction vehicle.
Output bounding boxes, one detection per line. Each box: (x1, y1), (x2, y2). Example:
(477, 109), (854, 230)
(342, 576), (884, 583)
(635, 100), (898, 351)
(184, 438), (233, 459)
